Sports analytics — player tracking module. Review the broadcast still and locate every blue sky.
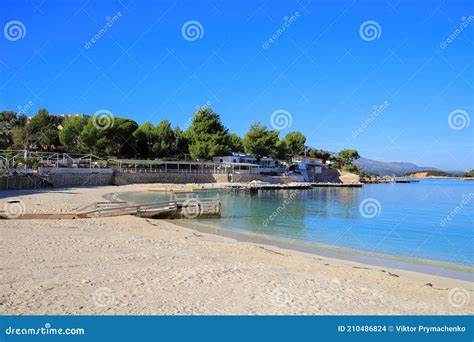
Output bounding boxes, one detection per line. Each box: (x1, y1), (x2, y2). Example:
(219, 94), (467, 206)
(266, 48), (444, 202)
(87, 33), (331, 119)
(0, 0), (473, 170)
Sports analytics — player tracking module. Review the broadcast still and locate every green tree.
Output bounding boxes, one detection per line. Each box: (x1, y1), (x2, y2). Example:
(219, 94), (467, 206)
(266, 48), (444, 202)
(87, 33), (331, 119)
(59, 116), (87, 152)
(228, 133), (244, 153)
(338, 149), (360, 165)
(284, 131), (306, 156)
(174, 127), (189, 159)
(343, 163), (359, 173)
(0, 111), (26, 148)
(108, 118), (138, 157)
(243, 122), (280, 159)
(80, 117), (138, 157)
(11, 126), (29, 149)
(153, 120), (176, 158)
(186, 108), (230, 160)
(308, 149), (332, 161)
(335, 149), (361, 171)
(80, 119), (107, 155)
(27, 108), (62, 151)
(133, 122), (157, 158)
(275, 140), (289, 160)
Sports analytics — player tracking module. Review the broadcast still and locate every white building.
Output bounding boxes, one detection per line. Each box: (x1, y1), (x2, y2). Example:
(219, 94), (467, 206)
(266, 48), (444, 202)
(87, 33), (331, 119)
(259, 157), (275, 168)
(213, 154), (280, 172)
(239, 155), (257, 164)
(291, 155), (323, 173)
(213, 153), (258, 165)
(213, 156), (240, 163)
(291, 155), (323, 166)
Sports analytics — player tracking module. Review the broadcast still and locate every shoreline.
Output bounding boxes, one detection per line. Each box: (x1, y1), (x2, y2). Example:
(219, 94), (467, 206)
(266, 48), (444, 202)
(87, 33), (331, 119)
(1, 183), (473, 315)
(116, 185), (474, 281)
(173, 219), (474, 281)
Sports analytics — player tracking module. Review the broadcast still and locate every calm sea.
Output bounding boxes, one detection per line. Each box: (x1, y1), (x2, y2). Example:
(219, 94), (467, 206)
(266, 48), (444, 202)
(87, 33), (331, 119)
(120, 179), (474, 278)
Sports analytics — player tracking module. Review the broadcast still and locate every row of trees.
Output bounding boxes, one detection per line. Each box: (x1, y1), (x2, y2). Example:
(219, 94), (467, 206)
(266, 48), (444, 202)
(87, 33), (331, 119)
(464, 170), (474, 177)
(0, 107), (359, 167)
(1, 108), (310, 160)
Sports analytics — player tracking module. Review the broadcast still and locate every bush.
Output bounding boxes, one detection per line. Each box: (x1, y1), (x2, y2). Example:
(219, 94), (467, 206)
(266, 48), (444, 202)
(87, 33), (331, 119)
(343, 163), (359, 174)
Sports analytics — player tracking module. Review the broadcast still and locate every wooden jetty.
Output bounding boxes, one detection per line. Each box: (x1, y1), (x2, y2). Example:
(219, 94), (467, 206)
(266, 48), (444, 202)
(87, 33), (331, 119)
(77, 201), (179, 219)
(228, 182), (311, 192)
(0, 196), (221, 220)
(361, 179), (393, 184)
(228, 182), (363, 192)
(169, 192), (221, 219)
(310, 182), (363, 188)
(362, 177), (420, 184)
(250, 183), (312, 190)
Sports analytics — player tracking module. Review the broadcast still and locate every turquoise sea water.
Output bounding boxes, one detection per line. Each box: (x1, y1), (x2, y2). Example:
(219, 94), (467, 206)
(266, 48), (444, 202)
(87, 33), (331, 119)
(120, 179), (473, 274)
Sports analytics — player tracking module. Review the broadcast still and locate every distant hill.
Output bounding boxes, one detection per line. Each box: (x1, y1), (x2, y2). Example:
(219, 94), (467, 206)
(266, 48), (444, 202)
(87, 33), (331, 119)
(353, 157), (465, 176)
(403, 171), (460, 178)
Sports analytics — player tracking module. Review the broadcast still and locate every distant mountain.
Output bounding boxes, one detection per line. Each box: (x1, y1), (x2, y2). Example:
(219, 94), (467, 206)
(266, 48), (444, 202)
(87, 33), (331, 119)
(354, 157), (465, 176)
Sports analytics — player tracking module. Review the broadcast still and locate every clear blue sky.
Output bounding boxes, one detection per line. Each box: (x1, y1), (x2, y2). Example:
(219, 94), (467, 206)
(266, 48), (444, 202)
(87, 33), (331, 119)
(1, 0), (472, 170)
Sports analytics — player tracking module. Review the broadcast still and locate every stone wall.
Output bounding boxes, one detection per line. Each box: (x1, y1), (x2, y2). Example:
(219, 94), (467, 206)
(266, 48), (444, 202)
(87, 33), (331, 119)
(0, 172), (113, 190)
(232, 173), (261, 183)
(114, 172), (293, 185)
(113, 172), (230, 185)
(313, 168), (342, 183)
(0, 174), (45, 190)
(49, 173), (113, 187)
(312, 168), (360, 184)
(1, 171), (271, 190)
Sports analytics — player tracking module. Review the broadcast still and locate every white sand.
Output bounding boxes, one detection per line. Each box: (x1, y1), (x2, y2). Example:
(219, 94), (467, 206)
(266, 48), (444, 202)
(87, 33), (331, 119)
(0, 184), (472, 315)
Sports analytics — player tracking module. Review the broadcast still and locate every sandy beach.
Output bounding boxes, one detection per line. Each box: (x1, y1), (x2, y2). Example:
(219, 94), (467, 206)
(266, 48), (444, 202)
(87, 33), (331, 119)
(0, 184), (473, 315)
